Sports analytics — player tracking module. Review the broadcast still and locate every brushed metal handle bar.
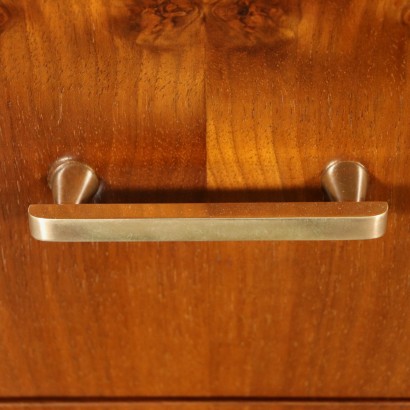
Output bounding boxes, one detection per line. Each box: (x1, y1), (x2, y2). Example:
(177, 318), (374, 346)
(28, 158), (388, 242)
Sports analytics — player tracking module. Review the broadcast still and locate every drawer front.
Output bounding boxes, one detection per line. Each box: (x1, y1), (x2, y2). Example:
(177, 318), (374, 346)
(0, 0), (410, 398)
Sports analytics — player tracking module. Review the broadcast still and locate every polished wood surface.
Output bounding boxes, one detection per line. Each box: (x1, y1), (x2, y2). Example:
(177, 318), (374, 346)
(0, 403), (409, 410)
(0, 0), (410, 399)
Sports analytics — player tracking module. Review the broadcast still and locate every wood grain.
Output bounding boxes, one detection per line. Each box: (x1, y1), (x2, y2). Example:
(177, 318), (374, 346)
(0, 0), (410, 400)
(0, 403), (409, 410)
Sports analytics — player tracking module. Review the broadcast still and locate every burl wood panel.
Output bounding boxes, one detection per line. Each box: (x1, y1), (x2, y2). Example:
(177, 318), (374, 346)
(0, 0), (410, 399)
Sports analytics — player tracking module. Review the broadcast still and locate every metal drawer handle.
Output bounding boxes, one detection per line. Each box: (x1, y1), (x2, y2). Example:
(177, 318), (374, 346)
(28, 158), (388, 242)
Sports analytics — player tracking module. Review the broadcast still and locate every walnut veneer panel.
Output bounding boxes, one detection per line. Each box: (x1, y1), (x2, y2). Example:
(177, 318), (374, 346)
(0, 0), (410, 399)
